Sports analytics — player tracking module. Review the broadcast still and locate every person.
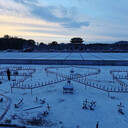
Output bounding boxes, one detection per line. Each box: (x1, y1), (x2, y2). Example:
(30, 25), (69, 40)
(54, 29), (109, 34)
(7, 68), (11, 80)
(96, 122), (99, 128)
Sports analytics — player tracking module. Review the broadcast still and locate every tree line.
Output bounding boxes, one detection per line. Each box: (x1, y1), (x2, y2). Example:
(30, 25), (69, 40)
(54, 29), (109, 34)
(85, 41), (128, 51)
(0, 35), (128, 51)
(0, 35), (35, 50)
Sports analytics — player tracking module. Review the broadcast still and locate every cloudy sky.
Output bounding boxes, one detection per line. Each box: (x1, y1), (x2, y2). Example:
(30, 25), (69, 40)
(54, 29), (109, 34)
(0, 0), (128, 43)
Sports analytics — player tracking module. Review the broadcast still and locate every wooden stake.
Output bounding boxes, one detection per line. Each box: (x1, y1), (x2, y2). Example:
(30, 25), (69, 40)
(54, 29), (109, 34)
(108, 92), (110, 97)
(11, 87), (13, 93)
(31, 88), (32, 94)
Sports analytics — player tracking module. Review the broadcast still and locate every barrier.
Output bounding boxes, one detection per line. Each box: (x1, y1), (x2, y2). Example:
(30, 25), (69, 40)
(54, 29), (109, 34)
(10, 66), (128, 95)
(1, 59), (128, 65)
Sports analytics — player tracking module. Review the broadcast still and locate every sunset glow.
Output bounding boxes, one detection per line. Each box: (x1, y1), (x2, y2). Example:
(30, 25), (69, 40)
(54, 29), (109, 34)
(0, 0), (128, 43)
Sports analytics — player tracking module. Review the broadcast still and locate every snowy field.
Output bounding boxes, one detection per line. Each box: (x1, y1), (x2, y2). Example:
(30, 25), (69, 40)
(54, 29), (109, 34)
(0, 52), (128, 60)
(0, 65), (128, 128)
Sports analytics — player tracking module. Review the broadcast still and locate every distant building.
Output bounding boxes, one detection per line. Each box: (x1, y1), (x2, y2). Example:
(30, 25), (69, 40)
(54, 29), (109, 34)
(69, 37), (85, 51)
(70, 37), (84, 44)
(23, 37), (86, 52)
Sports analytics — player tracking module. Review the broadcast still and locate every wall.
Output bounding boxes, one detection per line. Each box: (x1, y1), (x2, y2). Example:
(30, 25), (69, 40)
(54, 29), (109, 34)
(0, 59), (128, 66)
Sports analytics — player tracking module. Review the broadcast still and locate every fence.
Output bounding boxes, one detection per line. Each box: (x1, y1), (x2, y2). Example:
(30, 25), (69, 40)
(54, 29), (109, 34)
(10, 66), (128, 95)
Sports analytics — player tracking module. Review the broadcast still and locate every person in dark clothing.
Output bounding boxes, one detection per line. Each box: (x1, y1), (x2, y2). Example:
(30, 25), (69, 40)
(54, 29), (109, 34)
(7, 68), (11, 80)
(96, 122), (99, 128)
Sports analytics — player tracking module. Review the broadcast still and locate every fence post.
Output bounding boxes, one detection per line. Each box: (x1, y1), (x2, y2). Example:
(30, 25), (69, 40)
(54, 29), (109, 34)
(11, 87), (13, 93)
(31, 88), (32, 94)
(108, 92), (110, 97)
(85, 85), (87, 90)
(31, 75), (32, 81)
(113, 76), (114, 83)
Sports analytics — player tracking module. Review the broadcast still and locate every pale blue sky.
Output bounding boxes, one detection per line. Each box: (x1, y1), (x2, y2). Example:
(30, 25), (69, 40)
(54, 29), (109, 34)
(0, 0), (128, 43)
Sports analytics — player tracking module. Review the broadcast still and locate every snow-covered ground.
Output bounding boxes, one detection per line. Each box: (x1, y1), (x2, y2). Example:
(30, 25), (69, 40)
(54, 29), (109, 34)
(0, 52), (128, 60)
(0, 65), (128, 128)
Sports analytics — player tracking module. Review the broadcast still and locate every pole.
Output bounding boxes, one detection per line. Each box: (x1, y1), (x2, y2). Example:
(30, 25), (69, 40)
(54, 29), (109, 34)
(113, 76), (114, 83)
(108, 92), (110, 97)
(31, 75), (32, 81)
(85, 85), (87, 90)
(31, 88), (32, 94)
(11, 87), (13, 93)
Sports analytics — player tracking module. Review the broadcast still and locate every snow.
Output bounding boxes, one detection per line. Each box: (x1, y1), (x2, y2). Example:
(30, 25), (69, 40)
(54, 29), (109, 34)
(0, 64), (128, 128)
(1, 52), (128, 60)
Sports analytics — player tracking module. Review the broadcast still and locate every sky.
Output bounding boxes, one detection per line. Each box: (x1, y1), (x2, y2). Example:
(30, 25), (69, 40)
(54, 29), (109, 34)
(0, 0), (128, 44)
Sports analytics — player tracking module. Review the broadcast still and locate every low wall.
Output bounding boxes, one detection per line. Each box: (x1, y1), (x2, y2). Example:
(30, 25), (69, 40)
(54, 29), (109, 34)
(0, 59), (128, 66)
